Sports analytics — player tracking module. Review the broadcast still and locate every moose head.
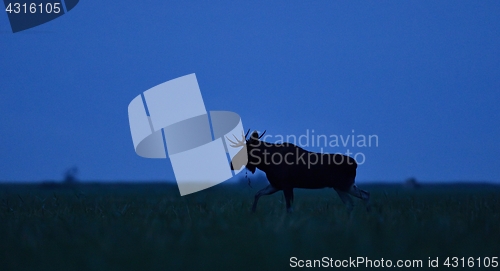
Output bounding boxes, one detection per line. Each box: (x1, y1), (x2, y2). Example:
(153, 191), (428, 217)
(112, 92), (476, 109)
(227, 129), (266, 174)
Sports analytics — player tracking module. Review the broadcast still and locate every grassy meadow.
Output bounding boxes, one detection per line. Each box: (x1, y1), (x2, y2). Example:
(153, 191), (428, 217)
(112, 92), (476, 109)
(1, 182), (499, 270)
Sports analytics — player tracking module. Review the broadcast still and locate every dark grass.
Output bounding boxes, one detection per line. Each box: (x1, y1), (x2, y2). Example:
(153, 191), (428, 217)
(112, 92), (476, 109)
(1, 182), (499, 270)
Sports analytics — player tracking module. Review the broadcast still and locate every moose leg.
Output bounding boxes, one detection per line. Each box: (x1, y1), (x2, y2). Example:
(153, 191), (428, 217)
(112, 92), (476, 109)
(283, 188), (294, 213)
(348, 184), (370, 201)
(348, 184), (371, 211)
(252, 185), (279, 212)
(335, 189), (354, 211)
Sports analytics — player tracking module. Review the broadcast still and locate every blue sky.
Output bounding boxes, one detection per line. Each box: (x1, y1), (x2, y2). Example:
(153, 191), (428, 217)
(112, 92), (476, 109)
(1, 1), (499, 183)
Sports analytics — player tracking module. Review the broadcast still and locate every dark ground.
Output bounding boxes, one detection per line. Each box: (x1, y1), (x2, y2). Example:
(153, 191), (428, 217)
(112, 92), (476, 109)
(1, 181), (499, 270)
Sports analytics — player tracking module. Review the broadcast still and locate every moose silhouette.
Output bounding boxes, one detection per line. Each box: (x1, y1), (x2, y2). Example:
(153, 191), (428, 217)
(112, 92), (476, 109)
(228, 130), (370, 212)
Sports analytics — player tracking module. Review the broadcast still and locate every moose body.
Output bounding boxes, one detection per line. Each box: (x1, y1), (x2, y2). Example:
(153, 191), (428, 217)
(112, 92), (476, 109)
(229, 130), (370, 212)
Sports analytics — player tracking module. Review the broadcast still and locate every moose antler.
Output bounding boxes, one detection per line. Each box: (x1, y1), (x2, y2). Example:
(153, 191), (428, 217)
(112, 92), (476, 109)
(226, 129), (251, 148)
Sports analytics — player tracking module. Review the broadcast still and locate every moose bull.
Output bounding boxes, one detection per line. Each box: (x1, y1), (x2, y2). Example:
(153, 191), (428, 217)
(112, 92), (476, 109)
(228, 130), (370, 212)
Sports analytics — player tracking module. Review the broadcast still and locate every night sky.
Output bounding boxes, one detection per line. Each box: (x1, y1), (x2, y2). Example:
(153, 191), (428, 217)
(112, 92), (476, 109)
(1, 1), (499, 183)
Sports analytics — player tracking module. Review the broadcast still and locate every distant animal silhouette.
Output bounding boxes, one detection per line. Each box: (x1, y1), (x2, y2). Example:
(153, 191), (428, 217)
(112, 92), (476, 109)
(228, 130), (370, 212)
